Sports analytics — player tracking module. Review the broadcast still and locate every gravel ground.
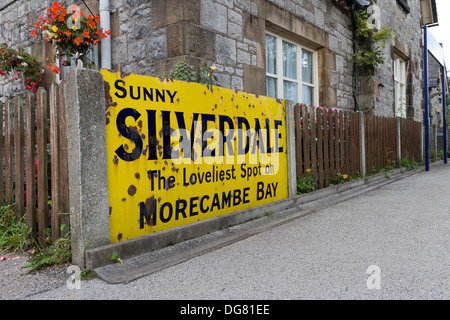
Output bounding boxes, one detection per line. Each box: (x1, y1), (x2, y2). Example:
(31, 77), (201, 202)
(0, 251), (71, 300)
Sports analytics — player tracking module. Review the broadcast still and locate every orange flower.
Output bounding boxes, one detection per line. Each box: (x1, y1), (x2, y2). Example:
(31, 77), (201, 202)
(100, 30), (111, 40)
(73, 37), (83, 46)
(64, 30), (71, 36)
(51, 2), (62, 13)
(87, 19), (96, 29)
(31, 30), (38, 38)
(59, 10), (67, 22)
(83, 31), (91, 39)
(95, 15), (100, 23)
(47, 64), (61, 74)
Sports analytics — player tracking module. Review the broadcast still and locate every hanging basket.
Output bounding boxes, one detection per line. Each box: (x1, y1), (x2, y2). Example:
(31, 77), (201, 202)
(72, 43), (89, 54)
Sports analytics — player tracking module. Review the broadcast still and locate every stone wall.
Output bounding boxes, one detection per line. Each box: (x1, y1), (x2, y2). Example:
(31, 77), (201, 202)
(110, 0), (356, 110)
(104, 0), (427, 116)
(0, 0), (429, 119)
(0, 0), (97, 101)
(368, 0), (424, 122)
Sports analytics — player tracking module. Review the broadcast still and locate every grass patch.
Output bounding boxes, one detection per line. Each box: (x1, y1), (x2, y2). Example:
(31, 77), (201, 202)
(26, 225), (72, 271)
(0, 204), (32, 254)
(0, 204), (72, 271)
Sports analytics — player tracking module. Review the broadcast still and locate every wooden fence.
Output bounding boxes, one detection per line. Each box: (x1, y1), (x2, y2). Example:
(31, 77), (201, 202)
(294, 104), (422, 190)
(0, 82), (69, 244)
(364, 115), (397, 174)
(295, 105), (360, 189)
(399, 117), (421, 163)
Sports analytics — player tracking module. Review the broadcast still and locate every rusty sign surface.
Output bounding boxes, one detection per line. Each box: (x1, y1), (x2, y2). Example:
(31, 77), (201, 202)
(102, 70), (289, 243)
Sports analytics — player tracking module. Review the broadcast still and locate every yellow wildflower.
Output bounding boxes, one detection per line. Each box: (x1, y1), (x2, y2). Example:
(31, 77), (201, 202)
(210, 66), (217, 71)
(343, 174), (348, 179)
(306, 168), (311, 173)
(51, 25), (58, 32)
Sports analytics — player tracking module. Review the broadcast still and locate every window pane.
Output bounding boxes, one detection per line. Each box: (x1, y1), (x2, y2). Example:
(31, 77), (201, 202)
(265, 34), (277, 75)
(302, 49), (314, 84)
(302, 85), (314, 106)
(284, 81), (298, 103)
(266, 77), (278, 98)
(283, 40), (297, 79)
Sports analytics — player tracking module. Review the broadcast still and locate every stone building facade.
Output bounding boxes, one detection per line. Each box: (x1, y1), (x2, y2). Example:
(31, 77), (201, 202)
(0, 0), (441, 124)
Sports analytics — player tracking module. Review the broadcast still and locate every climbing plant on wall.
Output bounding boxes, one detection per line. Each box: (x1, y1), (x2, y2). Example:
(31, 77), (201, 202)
(348, 9), (394, 75)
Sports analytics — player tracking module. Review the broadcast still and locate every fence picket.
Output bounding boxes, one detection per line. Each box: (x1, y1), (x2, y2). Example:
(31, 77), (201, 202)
(344, 112), (350, 175)
(14, 95), (25, 219)
(58, 81), (70, 233)
(36, 88), (49, 244)
(0, 101), (4, 206)
(25, 92), (37, 238)
(294, 105), (303, 178)
(323, 108), (329, 187)
(310, 107), (317, 183)
(317, 108), (324, 188)
(4, 99), (14, 204)
(303, 107), (310, 171)
(329, 109), (335, 178)
(50, 84), (61, 242)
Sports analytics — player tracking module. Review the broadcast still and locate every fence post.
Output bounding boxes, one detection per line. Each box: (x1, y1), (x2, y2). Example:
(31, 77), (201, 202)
(285, 100), (297, 198)
(358, 112), (366, 177)
(396, 118), (402, 163)
(64, 69), (110, 267)
(0, 101), (4, 206)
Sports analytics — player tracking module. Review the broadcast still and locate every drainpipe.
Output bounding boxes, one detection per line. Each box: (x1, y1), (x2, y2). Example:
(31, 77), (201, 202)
(348, 0), (370, 112)
(351, 2), (360, 112)
(100, 0), (112, 70)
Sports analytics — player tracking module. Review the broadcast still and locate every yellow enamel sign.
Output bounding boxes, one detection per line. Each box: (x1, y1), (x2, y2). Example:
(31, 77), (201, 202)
(102, 70), (288, 243)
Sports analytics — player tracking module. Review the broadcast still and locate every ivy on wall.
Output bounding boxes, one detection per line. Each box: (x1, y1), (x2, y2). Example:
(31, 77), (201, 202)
(348, 9), (394, 76)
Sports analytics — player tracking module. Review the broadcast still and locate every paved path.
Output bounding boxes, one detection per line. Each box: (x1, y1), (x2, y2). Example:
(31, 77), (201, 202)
(16, 163), (450, 300)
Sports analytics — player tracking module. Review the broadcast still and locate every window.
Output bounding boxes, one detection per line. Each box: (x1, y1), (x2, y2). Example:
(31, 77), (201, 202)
(394, 55), (407, 118)
(265, 32), (318, 106)
(396, 0), (410, 13)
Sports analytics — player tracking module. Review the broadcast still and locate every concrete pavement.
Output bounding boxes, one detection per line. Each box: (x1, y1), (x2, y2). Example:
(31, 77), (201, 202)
(20, 162), (450, 300)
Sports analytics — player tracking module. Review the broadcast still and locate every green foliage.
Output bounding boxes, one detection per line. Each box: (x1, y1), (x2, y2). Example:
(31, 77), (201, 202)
(110, 253), (122, 264)
(0, 204), (32, 254)
(26, 225), (72, 271)
(1, 202), (71, 271)
(297, 169), (317, 194)
(164, 60), (218, 85)
(329, 172), (350, 185)
(400, 158), (411, 167)
(348, 9), (394, 75)
(0, 43), (44, 92)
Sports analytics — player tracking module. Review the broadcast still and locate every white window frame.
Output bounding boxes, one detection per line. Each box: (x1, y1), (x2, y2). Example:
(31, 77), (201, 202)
(265, 31), (319, 106)
(394, 55), (407, 118)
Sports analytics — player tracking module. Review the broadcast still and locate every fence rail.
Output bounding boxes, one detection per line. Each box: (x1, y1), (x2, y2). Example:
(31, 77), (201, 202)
(0, 82), (69, 244)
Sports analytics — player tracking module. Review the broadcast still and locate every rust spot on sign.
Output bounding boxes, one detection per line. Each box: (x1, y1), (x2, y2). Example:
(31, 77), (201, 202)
(104, 81), (118, 109)
(128, 185), (137, 196)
